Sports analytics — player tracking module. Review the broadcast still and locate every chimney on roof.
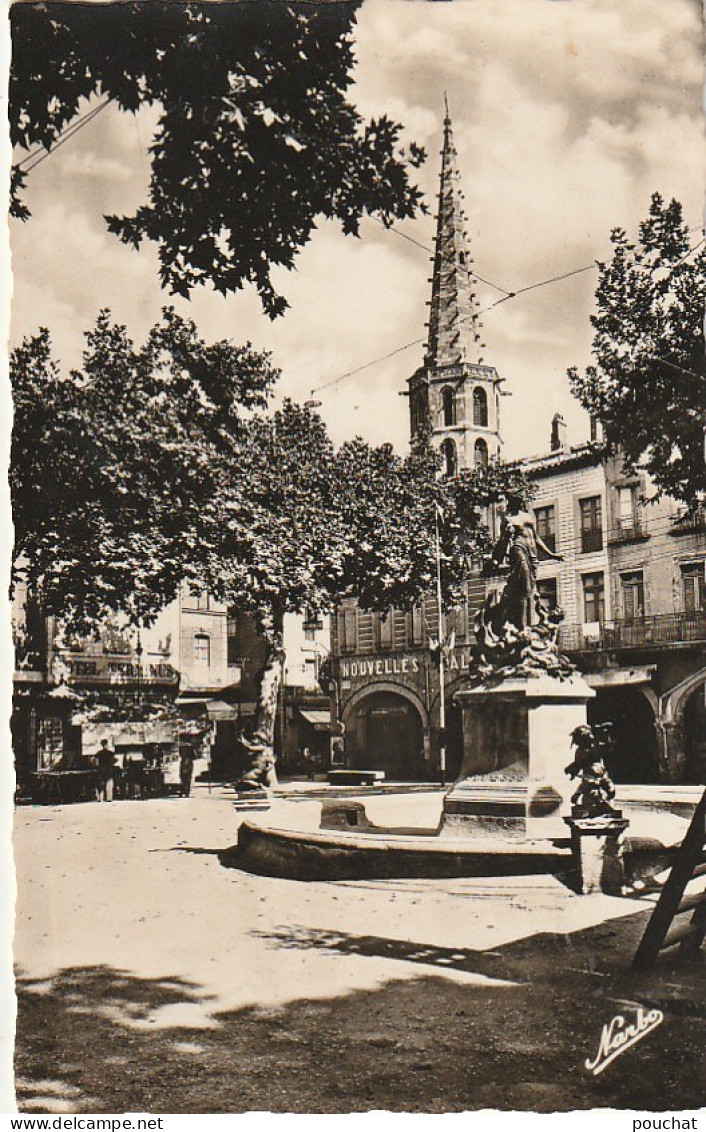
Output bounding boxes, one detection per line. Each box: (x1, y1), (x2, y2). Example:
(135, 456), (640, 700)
(590, 415), (604, 443)
(551, 413), (567, 452)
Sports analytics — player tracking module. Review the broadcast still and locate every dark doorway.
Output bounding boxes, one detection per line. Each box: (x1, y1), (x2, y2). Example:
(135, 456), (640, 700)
(683, 683), (706, 784)
(588, 687), (659, 784)
(353, 692), (426, 780)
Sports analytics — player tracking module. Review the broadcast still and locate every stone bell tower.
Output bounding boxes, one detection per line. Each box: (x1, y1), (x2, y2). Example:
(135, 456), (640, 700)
(408, 102), (503, 475)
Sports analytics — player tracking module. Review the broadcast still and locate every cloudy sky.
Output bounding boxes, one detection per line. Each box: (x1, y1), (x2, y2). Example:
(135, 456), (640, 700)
(9, 0), (705, 460)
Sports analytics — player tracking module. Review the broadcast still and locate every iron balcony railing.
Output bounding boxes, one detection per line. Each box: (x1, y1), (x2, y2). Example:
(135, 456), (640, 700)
(608, 519), (649, 545)
(670, 508), (706, 536)
(559, 611), (706, 652)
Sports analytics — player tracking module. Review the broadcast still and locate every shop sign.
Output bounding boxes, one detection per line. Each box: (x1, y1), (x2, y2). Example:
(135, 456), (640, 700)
(62, 651), (179, 686)
(339, 649), (475, 683)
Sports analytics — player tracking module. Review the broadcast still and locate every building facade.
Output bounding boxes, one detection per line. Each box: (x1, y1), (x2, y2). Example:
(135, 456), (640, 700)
(328, 111), (706, 786)
(11, 584), (241, 788)
(332, 108), (495, 782)
(278, 612), (332, 774)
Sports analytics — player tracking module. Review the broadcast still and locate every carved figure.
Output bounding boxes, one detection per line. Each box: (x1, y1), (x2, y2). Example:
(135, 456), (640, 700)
(565, 724), (621, 819)
(238, 731), (277, 792)
(491, 506), (562, 630)
(471, 591), (574, 684)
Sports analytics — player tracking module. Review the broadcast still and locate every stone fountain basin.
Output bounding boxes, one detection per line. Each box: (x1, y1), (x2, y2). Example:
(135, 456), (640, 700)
(222, 787), (698, 882)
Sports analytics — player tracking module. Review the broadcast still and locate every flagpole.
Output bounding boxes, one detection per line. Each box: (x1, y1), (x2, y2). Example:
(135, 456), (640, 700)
(435, 505), (447, 789)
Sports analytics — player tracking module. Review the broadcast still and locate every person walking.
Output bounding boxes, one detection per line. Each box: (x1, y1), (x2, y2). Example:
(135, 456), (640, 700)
(178, 743), (196, 797)
(94, 739), (117, 802)
(302, 746), (315, 781)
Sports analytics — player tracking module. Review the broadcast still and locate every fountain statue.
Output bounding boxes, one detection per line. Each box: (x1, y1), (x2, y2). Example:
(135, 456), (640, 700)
(565, 724), (621, 819)
(442, 504), (595, 840)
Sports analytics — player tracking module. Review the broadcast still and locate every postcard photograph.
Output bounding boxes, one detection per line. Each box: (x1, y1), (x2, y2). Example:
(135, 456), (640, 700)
(3, 0), (706, 1119)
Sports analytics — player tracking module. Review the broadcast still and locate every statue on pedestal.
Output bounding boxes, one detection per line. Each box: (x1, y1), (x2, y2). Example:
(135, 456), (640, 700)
(565, 724), (621, 819)
(491, 505), (563, 630)
(471, 503), (572, 683)
(237, 731), (277, 792)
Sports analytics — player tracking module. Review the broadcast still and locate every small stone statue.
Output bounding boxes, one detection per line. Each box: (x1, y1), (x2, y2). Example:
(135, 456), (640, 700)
(565, 724), (621, 819)
(237, 731), (277, 792)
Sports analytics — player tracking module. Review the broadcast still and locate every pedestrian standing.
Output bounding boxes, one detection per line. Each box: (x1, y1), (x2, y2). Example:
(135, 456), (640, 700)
(94, 739), (116, 802)
(179, 743), (196, 797)
(302, 746), (315, 781)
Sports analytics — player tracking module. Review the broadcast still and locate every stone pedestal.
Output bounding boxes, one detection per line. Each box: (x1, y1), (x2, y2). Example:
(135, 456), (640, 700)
(564, 816), (629, 894)
(441, 675), (594, 840)
(234, 787), (271, 811)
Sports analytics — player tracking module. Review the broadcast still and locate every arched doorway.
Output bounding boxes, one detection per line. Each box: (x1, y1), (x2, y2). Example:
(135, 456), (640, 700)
(682, 682), (706, 784)
(345, 689), (427, 781)
(588, 688), (659, 784)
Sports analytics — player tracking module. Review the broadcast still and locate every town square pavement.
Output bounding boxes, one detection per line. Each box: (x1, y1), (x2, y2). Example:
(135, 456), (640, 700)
(9, 785), (706, 1114)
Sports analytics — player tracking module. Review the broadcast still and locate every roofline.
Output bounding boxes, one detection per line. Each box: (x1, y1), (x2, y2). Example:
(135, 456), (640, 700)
(511, 441), (607, 479)
(407, 361), (501, 386)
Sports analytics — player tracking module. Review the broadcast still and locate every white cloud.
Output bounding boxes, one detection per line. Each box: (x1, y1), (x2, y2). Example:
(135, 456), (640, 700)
(9, 0), (704, 460)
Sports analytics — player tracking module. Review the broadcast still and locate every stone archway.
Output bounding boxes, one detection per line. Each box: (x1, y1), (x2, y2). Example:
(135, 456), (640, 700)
(657, 667), (706, 783)
(588, 686), (659, 784)
(342, 682), (429, 781)
(682, 685), (706, 783)
(661, 666), (706, 727)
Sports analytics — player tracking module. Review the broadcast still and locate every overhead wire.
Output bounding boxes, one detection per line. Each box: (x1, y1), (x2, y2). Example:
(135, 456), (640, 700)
(17, 97), (112, 174)
(311, 231), (705, 397)
(312, 338), (425, 395)
(15, 102), (106, 169)
(368, 214), (512, 294)
(476, 263), (598, 315)
(14, 96), (704, 400)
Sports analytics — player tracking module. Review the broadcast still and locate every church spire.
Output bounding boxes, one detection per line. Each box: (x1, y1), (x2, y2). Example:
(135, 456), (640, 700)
(408, 103), (503, 472)
(425, 103), (484, 368)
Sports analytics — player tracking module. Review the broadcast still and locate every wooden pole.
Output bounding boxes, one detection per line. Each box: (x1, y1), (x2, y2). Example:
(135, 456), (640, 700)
(435, 506), (446, 788)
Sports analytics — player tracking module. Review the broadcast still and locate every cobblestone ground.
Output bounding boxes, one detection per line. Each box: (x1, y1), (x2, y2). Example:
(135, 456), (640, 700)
(9, 785), (706, 1114)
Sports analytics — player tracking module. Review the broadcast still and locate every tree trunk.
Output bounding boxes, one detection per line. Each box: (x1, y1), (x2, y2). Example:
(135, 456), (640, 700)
(239, 609), (285, 790)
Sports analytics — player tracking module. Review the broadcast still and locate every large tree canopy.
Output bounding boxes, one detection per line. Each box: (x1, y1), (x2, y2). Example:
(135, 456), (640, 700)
(12, 309), (530, 760)
(569, 194), (706, 508)
(10, 0), (425, 315)
(11, 307), (279, 626)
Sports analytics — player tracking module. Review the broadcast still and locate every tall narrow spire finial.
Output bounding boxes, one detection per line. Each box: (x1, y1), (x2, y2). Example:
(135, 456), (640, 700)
(425, 103), (484, 369)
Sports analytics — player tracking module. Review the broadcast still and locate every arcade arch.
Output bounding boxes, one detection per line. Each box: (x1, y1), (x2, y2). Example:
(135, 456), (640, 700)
(588, 687), (660, 783)
(341, 683), (429, 781)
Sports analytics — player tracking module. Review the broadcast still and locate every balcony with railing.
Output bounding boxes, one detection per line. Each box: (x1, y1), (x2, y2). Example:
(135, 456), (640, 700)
(669, 508), (706, 537)
(608, 517), (650, 546)
(559, 610), (706, 653)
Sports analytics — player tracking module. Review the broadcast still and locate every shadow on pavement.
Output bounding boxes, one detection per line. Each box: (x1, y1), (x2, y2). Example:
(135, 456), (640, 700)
(14, 904), (706, 1114)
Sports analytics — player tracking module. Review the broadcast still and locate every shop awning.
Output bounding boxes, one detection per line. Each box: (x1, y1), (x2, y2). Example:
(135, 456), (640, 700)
(585, 666), (656, 688)
(298, 708), (331, 731)
(205, 699), (240, 722)
(82, 721), (177, 747)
